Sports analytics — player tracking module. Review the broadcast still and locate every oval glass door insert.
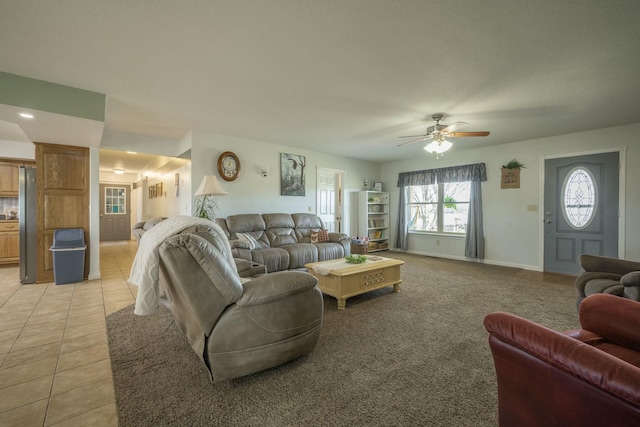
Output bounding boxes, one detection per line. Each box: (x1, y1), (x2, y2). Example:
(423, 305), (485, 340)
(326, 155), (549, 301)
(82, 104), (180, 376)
(561, 167), (596, 229)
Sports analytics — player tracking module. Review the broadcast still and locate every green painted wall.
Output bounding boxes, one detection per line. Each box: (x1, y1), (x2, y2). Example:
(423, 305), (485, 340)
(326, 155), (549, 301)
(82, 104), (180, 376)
(0, 72), (105, 121)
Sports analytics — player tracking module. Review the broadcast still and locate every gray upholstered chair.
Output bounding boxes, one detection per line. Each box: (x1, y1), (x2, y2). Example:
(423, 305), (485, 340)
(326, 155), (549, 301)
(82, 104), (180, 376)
(132, 216), (166, 241)
(157, 228), (323, 382)
(575, 254), (640, 310)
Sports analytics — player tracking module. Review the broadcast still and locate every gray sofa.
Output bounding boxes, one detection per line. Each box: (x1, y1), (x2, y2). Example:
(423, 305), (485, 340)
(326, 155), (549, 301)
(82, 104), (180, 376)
(132, 216), (166, 241)
(216, 213), (350, 273)
(157, 222), (323, 381)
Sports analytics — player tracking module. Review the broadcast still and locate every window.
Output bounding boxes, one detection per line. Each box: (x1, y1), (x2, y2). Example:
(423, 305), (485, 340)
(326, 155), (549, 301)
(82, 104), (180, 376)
(105, 186), (126, 214)
(561, 167), (596, 229)
(408, 182), (470, 234)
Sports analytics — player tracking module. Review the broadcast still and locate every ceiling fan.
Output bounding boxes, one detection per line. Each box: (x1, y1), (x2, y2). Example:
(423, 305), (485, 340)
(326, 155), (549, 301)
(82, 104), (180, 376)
(397, 113), (490, 156)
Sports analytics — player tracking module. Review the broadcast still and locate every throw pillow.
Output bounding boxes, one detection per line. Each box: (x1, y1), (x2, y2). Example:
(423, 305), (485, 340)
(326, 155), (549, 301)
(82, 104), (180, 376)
(317, 229), (330, 243)
(310, 230), (319, 243)
(236, 232), (259, 250)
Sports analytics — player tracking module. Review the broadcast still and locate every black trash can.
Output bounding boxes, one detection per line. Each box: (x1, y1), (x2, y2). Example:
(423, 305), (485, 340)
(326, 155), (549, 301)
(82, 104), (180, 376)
(49, 228), (86, 285)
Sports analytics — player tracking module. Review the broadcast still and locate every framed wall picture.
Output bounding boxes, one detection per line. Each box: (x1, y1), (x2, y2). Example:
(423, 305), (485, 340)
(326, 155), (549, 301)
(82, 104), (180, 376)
(373, 182), (383, 192)
(280, 153), (306, 196)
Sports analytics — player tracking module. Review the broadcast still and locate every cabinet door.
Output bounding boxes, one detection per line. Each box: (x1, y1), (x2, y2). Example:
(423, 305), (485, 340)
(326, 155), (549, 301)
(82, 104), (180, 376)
(0, 232), (19, 263)
(0, 163), (19, 196)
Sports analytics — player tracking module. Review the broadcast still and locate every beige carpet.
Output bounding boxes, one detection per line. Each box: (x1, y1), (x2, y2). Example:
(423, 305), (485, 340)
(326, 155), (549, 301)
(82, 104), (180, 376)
(107, 252), (577, 426)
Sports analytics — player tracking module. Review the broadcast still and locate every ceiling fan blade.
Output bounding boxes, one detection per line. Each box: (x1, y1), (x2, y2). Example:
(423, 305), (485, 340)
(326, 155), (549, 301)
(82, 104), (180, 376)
(397, 135), (433, 147)
(441, 121), (468, 133)
(449, 131), (490, 137)
(398, 134), (428, 138)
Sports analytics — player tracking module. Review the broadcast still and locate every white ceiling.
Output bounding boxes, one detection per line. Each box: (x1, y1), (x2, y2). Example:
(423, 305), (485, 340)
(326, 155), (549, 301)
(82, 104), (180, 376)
(99, 149), (190, 178)
(1, 0), (640, 166)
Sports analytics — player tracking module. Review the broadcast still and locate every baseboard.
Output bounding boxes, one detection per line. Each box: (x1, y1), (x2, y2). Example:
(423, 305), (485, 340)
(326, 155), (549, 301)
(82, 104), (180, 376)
(389, 248), (541, 272)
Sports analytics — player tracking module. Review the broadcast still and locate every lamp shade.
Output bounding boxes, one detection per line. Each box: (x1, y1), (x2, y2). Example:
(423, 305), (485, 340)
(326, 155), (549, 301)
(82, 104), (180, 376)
(194, 175), (228, 196)
(424, 138), (453, 154)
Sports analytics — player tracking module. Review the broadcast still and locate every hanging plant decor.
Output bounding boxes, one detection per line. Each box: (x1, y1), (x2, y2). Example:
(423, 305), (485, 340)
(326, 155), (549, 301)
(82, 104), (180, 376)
(501, 159), (524, 189)
(503, 159), (526, 169)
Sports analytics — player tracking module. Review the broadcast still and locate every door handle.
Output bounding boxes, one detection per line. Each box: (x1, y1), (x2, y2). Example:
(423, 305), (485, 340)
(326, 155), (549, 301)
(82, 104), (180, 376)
(544, 219), (551, 224)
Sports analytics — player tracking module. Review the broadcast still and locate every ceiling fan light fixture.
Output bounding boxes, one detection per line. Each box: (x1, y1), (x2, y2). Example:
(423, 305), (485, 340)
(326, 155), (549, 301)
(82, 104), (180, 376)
(424, 138), (452, 155)
(424, 141), (437, 153)
(397, 113), (489, 150)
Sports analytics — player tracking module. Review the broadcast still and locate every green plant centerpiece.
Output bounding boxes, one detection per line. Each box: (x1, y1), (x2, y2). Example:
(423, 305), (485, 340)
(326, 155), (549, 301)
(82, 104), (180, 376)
(345, 254), (367, 264)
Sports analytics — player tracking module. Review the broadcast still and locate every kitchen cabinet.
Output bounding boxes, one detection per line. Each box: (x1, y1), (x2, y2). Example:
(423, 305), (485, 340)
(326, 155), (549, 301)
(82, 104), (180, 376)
(0, 162), (20, 196)
(0, 221), (19, 264)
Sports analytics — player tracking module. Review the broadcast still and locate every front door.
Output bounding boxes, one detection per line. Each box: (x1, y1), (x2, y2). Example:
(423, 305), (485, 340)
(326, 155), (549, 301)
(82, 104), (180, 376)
(543, 152), (619, 275)
(316, 168), (344, 232)
(100, 184), (132, 241)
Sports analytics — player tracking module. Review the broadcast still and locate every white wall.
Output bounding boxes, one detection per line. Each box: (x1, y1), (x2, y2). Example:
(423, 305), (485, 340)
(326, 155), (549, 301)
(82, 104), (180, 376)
(190, 131), (381, 237)
(89, 147), (101, 280)
(382, 122), (640, 270)
(98, 171), (138, 184)
(0, 140), (35, 159)
(146, 162), (192, 218)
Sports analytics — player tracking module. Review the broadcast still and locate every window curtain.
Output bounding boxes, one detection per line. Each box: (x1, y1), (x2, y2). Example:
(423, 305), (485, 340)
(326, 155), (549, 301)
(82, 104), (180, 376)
(395, 163), (487, 258)
(395, 186), (409, 250)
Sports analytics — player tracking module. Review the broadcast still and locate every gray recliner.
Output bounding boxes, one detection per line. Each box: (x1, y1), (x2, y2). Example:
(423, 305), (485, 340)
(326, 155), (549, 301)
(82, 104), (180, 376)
(157, 228), (323, 382)
(575, 254), (640, 310)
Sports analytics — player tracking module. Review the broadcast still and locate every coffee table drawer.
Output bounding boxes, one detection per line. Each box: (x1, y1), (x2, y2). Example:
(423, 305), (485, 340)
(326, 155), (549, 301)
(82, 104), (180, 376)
(361, 266), (400, 288)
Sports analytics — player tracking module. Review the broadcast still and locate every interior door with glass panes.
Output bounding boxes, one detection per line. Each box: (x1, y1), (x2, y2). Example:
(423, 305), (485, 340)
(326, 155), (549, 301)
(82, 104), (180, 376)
(100, 184), (132, 241)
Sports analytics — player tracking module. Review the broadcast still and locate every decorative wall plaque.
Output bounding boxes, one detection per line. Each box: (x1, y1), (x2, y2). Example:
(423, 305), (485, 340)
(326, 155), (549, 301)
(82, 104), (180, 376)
(501, 167), (520, 189)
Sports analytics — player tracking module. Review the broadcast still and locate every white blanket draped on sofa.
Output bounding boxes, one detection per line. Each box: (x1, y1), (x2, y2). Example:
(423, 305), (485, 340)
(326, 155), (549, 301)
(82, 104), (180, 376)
(128, 216), (221, 315)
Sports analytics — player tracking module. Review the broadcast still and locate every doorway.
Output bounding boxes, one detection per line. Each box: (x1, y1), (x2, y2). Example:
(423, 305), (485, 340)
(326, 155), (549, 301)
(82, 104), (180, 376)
(100, 184), (132, 241)
(543, 152), (620, 275)
(316, 168), (344, 232)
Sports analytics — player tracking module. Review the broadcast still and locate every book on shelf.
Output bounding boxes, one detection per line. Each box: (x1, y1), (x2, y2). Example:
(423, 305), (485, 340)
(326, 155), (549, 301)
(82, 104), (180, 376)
(373, 230), (383, 239)
(368, 219), (385, 228)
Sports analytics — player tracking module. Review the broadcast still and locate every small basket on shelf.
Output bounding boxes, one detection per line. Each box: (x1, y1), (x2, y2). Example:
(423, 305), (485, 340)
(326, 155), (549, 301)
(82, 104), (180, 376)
(351, 243), (368, 255)
(350, 237), (369, 255)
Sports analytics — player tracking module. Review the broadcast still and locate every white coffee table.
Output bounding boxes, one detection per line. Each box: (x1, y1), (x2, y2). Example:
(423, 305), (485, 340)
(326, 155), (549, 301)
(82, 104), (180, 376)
(305, 256), (404, 309)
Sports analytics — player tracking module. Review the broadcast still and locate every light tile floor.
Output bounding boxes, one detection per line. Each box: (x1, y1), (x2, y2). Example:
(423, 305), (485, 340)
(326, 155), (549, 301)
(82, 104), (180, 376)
(0, 240), (139, 427)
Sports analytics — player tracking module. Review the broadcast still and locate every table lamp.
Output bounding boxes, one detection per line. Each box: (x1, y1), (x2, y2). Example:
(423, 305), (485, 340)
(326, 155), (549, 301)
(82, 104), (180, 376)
(193, 175), (228, 219)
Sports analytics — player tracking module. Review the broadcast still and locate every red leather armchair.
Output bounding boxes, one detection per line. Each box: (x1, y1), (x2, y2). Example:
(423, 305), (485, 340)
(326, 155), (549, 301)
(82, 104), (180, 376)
(484, 294), (640, 427)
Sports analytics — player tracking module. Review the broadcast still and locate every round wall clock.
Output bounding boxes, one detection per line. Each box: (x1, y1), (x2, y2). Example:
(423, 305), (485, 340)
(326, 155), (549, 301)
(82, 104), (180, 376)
(217, 151), (241, 181)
